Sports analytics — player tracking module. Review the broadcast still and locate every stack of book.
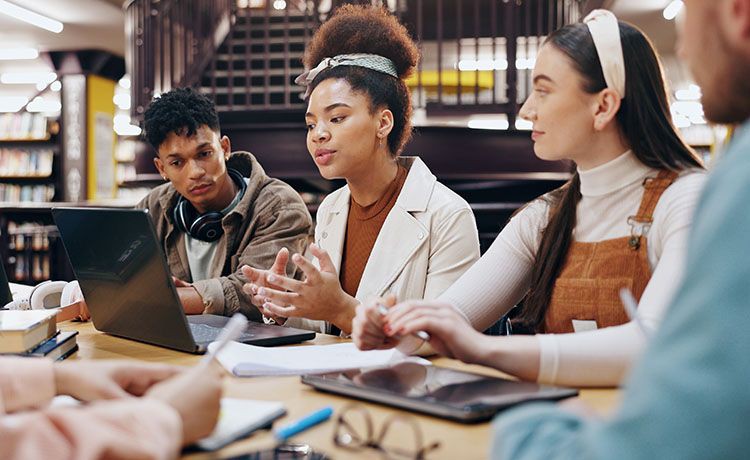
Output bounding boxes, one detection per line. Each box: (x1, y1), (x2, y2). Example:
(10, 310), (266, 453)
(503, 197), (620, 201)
(0, 310), (78, 360)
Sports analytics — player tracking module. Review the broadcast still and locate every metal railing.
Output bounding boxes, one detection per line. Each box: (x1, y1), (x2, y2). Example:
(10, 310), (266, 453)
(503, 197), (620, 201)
(127, 0), (584, 125)
(125, 0), (233, 120)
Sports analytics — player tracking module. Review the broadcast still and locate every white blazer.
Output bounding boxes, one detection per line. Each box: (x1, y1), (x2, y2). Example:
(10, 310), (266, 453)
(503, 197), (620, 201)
(286, 157), (480, 334)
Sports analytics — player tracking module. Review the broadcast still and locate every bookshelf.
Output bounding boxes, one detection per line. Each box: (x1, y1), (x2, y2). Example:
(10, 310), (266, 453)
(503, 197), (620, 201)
(0, 114), (61, 204)
(0, 114), (68, 284)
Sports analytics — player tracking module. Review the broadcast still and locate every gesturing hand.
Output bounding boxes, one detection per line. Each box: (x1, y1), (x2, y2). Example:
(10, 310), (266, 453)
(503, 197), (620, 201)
(241, 248), (290, 323)
(254, 244), (359, 334)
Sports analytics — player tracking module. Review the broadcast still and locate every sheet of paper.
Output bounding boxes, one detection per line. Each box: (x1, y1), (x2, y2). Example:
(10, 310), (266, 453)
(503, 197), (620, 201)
(210, 341), (431, 377)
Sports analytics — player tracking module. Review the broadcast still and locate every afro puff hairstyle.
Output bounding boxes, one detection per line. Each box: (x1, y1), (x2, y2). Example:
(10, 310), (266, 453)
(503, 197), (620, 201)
(303, 5), (419, 157)
(143, 87), (220, 152)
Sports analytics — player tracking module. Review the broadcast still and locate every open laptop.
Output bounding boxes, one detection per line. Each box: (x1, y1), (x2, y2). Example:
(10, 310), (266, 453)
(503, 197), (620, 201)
(51, 207), (315, 354)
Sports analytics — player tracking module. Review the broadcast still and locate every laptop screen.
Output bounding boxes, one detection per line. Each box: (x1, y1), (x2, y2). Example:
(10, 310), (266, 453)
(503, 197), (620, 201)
(52, 208), (196, 351)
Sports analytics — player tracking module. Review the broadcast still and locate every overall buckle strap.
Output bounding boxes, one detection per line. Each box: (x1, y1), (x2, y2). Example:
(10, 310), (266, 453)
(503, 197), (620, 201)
(627, 170), (679, 249)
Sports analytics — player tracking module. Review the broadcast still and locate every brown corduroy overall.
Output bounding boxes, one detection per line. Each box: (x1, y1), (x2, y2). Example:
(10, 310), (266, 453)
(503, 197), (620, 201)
(542, 170), (678, 333)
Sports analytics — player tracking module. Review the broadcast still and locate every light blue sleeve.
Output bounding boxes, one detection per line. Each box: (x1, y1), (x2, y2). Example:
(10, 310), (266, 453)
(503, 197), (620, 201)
(490, 125), (750, 460)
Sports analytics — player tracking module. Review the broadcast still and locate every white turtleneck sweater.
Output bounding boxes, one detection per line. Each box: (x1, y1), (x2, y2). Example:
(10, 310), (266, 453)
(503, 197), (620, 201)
(440, 151), (707, 386)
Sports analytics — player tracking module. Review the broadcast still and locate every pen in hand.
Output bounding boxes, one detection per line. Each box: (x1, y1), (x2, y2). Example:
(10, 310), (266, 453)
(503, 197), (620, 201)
(377, 303), (430, 342)
(377, 303), (430, 358)
(198, 313), (248, 370)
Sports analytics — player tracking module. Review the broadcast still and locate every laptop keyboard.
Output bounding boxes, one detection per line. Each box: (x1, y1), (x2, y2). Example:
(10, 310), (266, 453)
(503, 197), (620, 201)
(189, 323), (256, 344)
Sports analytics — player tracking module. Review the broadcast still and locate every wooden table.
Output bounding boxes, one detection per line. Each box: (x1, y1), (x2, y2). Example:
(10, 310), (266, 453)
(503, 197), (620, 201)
(60, 321), (620, 459)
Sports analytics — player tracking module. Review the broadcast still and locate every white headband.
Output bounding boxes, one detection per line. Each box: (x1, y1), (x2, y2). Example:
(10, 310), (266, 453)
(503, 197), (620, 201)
(294, 53), (399, 99)
(584, 9), (626, 99)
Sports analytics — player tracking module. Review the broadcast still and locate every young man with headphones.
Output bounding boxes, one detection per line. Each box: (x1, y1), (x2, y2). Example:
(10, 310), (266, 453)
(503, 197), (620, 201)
(139, 88), (313, 319)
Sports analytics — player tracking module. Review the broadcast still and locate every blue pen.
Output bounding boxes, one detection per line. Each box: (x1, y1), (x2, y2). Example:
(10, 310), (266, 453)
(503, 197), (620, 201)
(273, 406), (334, 441)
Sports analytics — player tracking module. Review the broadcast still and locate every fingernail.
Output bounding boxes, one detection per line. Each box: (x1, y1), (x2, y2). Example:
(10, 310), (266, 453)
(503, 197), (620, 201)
(251, 285), (257, 294)
(268, 274), (276, 283)
(292, 254), (301, 262)
(383, 324), (392, 335)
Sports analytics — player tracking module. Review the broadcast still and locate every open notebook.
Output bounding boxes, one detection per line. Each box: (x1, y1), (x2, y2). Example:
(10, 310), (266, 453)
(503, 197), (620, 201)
(210, 341), (431, 377)
(195, 398), (286, 451)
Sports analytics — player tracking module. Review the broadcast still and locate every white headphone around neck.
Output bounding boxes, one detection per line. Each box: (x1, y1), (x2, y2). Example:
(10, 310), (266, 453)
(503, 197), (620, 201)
(2, 280), (81, 311)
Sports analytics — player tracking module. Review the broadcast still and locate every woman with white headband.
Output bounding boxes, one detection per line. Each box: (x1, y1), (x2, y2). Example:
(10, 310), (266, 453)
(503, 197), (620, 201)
(241, 5), (480, 336)
(353, 10), (707, 387)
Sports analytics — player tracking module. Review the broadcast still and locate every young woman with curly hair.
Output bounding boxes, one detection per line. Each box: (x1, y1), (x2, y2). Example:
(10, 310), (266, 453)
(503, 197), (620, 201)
(242, 5), (480, 337)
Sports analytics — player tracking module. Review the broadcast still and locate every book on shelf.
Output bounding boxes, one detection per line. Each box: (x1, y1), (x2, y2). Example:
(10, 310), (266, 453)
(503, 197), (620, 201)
(21, 330), (78, 361)
(0, 113), (49, 140)
(0, 309), (57, 353)
(0, 183), (55, 202)
(0, 147), (54, 177)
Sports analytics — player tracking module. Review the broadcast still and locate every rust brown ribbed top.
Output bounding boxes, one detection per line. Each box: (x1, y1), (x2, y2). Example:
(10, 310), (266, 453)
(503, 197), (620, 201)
(339, 165), (408, 297)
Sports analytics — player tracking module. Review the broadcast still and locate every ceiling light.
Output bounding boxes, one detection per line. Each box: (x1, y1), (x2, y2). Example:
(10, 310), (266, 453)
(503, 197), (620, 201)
(0, 47), (39, 60)
(113, 93), (131, 110)
(458, 59), (508, 71)
(663, 0), (683, 21)
(515, 119), (533, 130)
(468, 119), (509, 130)
(114, 115), (142, 136)
(674, 89), (698, 101)
(114, 124), (142, 136)
(26, 96), (61, 113)
(672, 100), (704, 118)
(118, 76), (131, 89)
(515, 58), (536, 70)
(50, 80), (61, 92)
(1, 71), (57, 85)
(272, 0), (286, 10)
(114, 114), (131, 125)
(0, 0), (63, 33)
(0, 96), (29, 112)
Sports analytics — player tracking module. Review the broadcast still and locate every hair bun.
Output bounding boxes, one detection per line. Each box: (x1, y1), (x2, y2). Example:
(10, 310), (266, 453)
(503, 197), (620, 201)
(303, 5), (419, 80)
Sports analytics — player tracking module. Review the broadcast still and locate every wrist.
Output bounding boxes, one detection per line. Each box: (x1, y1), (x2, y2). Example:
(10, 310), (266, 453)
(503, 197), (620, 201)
(332, 295), (358, 335)
(472, 333), (499, 367)
(53, 363), (72, 396)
